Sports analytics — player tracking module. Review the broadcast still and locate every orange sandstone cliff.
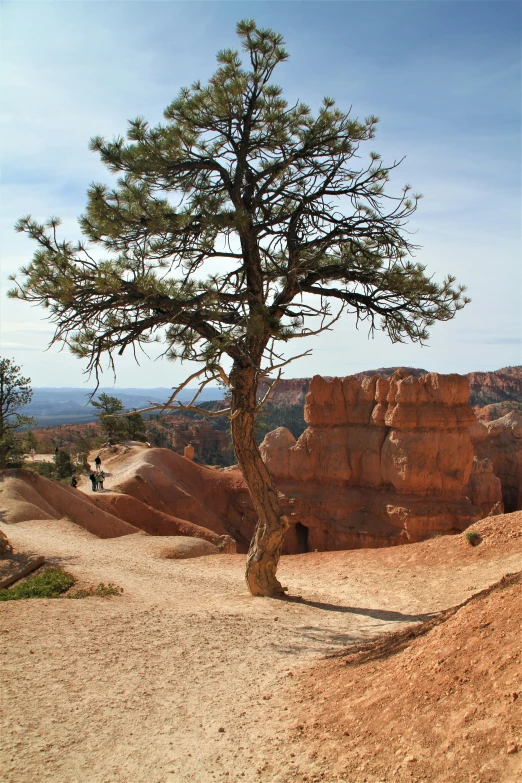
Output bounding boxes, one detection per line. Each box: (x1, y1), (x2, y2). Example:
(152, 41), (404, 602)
(471, 410), (522, 513)
(260, 370), (502, 553)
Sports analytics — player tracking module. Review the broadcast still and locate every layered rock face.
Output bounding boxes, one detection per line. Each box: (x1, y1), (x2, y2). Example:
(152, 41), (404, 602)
(466, 458), (504, 519)
(471, 411), (522, 513)
(467, 366), (522, 406)
(261, 371), (501, 553)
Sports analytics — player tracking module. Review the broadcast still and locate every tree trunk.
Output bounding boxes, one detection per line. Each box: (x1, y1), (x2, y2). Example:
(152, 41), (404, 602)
(230, 364), (289, 597)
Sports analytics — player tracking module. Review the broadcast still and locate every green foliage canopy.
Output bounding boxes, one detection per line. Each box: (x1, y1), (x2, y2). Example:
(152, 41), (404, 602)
(53, 448), (74, 479)
(10, 19), (468, 390)
(90, 392), (127, 443)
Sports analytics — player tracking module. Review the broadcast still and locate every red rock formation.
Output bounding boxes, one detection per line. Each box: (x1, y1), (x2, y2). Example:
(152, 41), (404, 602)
(474, 401), (522, 422)
(467, 366), (522, 406)
(257, 377), (315, 407)
(258, 365), (522, 412)
(354, 366), (428, 381)
(471, 411), (522, 513)
(261, 371), (501, 553)
(466, 458), (504, 518)
(0, 462), (238, 551)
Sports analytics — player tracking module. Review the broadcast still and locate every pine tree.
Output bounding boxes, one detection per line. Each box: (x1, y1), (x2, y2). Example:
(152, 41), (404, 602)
(54, 449), (73, 479)
(24, 430), (38, 455)
(126, 411), (147, 442)
(90, 393), (127, 444)
(10, 20), (469, 596)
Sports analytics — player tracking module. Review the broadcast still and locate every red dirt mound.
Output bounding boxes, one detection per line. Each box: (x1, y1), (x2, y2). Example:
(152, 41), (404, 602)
(291, 572), (522, 783)
(100, 445), (256, 546)
(154, 536), (221, 559)
(89, 492), (223, 545)
(0, 470), (139, 538)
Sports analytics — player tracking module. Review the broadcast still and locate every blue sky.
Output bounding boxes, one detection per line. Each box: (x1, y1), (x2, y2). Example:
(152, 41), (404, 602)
(1, 1), (520, 387)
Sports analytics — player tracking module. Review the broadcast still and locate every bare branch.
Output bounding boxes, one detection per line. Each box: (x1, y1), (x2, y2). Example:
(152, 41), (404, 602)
(259, 349), (313, 377)
(256, 370), (282, 411)
(160, 368), (210, 411)
(122, 401), (231, 419)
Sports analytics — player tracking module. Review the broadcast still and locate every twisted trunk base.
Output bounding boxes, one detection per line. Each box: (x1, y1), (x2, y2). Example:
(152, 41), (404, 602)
(231, 365), (288, 597)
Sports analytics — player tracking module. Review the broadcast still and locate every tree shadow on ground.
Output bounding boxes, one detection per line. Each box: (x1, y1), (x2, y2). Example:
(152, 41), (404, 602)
(40, 554), (81, 568)
(277, 595), (435, 623)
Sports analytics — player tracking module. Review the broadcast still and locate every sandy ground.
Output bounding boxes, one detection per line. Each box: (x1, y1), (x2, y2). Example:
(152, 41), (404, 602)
(1, 509), (521, 783)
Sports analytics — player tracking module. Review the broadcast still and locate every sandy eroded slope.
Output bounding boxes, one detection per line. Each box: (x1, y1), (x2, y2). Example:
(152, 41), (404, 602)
(1, 510), (521, 783)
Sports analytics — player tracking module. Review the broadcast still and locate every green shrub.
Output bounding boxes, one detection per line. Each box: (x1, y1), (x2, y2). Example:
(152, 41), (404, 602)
(0, 567), (75, 601)
(465, 530), (482, 547)
(35, 461), (56, 479)
(0, 568), (123, 601)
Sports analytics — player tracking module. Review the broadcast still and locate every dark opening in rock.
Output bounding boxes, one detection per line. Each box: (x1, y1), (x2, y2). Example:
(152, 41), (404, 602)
(295, 522), (309, 554)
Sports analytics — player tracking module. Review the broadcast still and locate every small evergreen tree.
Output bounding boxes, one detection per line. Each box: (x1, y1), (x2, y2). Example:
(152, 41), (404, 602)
(0, 358), (36, 468)
(90, 393), (127, 444)
(24, 430), (38, 455)
(11, 20), (469, 595)
(126, 411), (147, 441)
(75, 435), (92, 468)
(54, 449), (73, 479)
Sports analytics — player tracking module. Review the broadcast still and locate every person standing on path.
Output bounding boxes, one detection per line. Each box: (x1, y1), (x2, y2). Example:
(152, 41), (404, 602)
(70, 475), (78, 489)
(94, 454), (102, 473)
(96, 471), (105, 491)
(89, 472), (97, 492)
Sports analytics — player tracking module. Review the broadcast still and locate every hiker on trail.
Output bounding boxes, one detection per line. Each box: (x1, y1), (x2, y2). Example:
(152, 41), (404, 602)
(96, 471), (105, 491)
(30, 448), (35, 460)
(55, 446), (59, 457)
(89, 472), (97, 492)
(94, 454), (102, 473)
(70, 475), (78, 489)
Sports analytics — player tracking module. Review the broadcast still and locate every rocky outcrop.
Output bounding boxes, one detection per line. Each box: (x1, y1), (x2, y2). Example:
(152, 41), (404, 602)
(466, 458), (504, 518)
(261, 371), (502, 553)
(257, 377), (314, 407)
(475, 401), (522, 423)
(467, 366), (522, 407)
(471, 411), (522, 513)
(354, 366), (429, 381)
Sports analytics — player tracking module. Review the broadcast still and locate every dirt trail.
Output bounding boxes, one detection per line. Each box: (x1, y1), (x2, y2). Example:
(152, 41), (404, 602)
(1, 512), (521, 783)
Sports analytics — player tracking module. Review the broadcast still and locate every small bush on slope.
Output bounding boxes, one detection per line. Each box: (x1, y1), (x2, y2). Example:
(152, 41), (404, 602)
(0, 567), (74, 601)
(0, 567), (124, 601)
(465, 530), (482, 546)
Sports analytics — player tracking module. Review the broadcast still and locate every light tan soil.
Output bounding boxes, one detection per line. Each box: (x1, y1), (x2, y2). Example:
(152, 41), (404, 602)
(1, 512), (521, 783)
